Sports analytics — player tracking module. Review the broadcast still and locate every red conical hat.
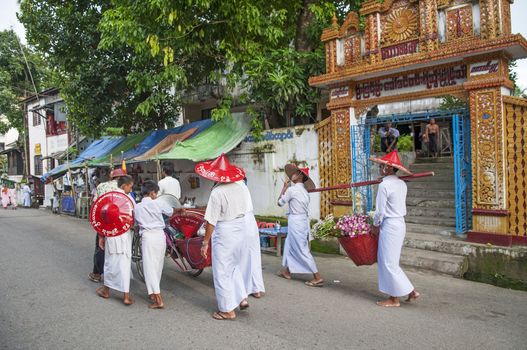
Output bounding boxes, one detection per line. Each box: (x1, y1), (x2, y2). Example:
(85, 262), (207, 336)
(369, 150), (413, 175)
(90, 191), (134, 237)
(284, 164), (316, 191)
(195, 153), (245, 183)
(110, 168), (127, 178)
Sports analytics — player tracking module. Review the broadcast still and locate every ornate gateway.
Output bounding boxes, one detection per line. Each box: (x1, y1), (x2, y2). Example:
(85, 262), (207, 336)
(312, 0), (527, 245)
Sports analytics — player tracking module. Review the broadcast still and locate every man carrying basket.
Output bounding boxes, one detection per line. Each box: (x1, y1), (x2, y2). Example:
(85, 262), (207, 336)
(370, 151), (420, 307)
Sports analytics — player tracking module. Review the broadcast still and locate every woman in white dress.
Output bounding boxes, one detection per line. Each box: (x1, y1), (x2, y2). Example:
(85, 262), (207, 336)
(277, 165), (323, 287)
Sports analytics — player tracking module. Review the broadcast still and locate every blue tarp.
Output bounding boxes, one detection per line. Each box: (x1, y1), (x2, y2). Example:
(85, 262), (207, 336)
(41, 137), (125, 182)
(40, 119), (214, 182)
(120, 119), (213, 161)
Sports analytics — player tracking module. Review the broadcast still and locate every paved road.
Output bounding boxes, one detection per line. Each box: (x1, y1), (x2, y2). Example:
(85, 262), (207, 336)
(0, 209), (526, 350)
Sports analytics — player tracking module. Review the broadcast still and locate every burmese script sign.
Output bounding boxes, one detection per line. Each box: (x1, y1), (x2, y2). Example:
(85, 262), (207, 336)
(469, 60), (499, 76)
(381, 40), (419, 60)
(330, 86), (350, 99)
(355, 64), (467, 100)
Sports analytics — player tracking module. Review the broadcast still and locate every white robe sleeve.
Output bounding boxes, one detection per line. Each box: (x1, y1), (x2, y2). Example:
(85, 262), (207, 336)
(373, 182), (388, 227)
(204, 191), (222, 226)
(278, 187), (291, 207)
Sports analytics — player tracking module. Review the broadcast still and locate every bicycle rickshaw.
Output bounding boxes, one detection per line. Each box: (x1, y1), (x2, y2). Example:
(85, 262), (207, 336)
(131, 195), (212, 281)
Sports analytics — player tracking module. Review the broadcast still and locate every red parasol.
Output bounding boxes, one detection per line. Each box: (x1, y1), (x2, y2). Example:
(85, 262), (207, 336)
(90, 191), (134, 237)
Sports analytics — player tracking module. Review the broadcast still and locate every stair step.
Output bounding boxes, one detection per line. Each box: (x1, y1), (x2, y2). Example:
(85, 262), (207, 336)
(405, 215), (456, 226)
(410, 163), (454, 170)
(407, 181), (454, 190)
(406, 197), (455, 208)
(406, 223), (455, 235)
(404, 232), (472, 256)
(407, 206), (456, 218)
(400, 247), (467, 277)
(414, 157), (454, 164)
(407, 190), (455, 199)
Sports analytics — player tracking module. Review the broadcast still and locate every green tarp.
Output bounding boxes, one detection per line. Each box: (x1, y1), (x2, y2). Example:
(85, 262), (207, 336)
(157, 114), (251, 162)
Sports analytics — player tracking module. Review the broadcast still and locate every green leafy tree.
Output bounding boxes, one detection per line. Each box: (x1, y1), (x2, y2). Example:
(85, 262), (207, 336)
(0, 30), (49, 133)
(19, 0), (181, 137)
(20, 0), (368, 134)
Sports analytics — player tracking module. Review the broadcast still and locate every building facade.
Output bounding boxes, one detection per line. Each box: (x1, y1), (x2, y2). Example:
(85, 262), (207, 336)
(310, 0), (527, 245)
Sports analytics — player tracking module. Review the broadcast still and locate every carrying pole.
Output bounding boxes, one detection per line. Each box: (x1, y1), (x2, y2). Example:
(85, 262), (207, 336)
(308, 171), (435, 193)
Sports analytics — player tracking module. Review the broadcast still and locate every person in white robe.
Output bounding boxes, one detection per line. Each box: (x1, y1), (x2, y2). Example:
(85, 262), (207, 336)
(197, 154), (250, 320)
(134, 181), (176, 309)
(239, 180), (265, 298)
(277, 165), (324, 287)
(22, 183), (31, 207)
(96, 175), (135, 305)
(370, 150), (420, 307)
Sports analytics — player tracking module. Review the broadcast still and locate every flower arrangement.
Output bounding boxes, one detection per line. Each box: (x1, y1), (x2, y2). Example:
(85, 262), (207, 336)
(311, 213), (374, 240)
(335, 213), (372, 237)
(310, 214), (338, 240)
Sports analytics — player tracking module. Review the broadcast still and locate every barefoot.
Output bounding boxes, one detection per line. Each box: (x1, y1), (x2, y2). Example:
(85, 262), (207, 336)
(96, 286), (110, 299)
(148, 294), (155, 302)
(123, 294), (134, 306)
(405, 290), (420, 302)
(250, 292), (263, 298)
(376, 297), (400, 307)
(239, 299), (249, 310)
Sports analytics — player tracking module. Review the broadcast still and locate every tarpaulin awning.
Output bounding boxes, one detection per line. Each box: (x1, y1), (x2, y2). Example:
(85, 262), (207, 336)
(157, 113), (251, 162)
(123, 119), (213, 163)
(41, 137), (125, 182)
(88, 132), (149, 167)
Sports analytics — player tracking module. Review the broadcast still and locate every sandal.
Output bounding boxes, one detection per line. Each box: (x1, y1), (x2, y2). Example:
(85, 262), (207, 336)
(305, 280), (324, 287)
(88, 273), (102, 283)
(250, 292), (263, 299)
(212, 311), (236, 320)
(277, 272), (291, 280)
(239, 300), (250, 310)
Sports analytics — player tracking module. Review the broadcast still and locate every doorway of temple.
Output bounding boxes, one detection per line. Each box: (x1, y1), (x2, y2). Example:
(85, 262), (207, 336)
(351, 109), (472, 235)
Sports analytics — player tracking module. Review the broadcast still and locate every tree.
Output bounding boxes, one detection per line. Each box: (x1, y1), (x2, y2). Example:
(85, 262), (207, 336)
(0, 30), (49, 134)
(19, 0), (181, 137)
(20, 1), (367, 134)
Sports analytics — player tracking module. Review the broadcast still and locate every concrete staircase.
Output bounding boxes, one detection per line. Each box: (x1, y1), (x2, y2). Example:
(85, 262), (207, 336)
(400, 157), (469, 277)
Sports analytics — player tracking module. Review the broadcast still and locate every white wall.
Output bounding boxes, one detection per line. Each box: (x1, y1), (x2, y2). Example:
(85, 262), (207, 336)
(155, 125), (321, 219)
(27, 101), (47, 177)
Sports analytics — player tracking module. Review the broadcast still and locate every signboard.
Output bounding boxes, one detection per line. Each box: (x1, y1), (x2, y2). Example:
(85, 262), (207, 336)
(48, 134), (69, 155)
(469, 60), (499, 76)
(244, 129), (294, 143)
(381, 40), (419, 60)
(34, 143), (41, 156)
(355, 64), (467, 100)
(330, 86), (350, 99)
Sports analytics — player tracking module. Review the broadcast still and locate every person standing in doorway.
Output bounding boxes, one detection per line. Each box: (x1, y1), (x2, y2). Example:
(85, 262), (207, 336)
(158, 167), (181, 200)
(277, 165), (324, 287)
(426, 118), (440, 157)
(370, 151), (420, 307)
(378, 122), (400, 153)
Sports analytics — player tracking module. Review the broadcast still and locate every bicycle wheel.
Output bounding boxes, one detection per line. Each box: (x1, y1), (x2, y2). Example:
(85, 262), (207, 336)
(169, 246), (204, 277)
(131, 230), (145, 282)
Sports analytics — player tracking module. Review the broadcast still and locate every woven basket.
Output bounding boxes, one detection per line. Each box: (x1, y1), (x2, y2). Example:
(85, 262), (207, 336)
(338, 234), (378, 266)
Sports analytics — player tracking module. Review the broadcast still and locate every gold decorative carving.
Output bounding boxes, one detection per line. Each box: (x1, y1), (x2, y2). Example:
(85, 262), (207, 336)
(384, 8), (418, 44)
(332, 110), (352, 199)
(504, 97), (527, 237)
(471, 88), (505, 210)
(446, 5), (473, 41)
(316, 117), (334, 217)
